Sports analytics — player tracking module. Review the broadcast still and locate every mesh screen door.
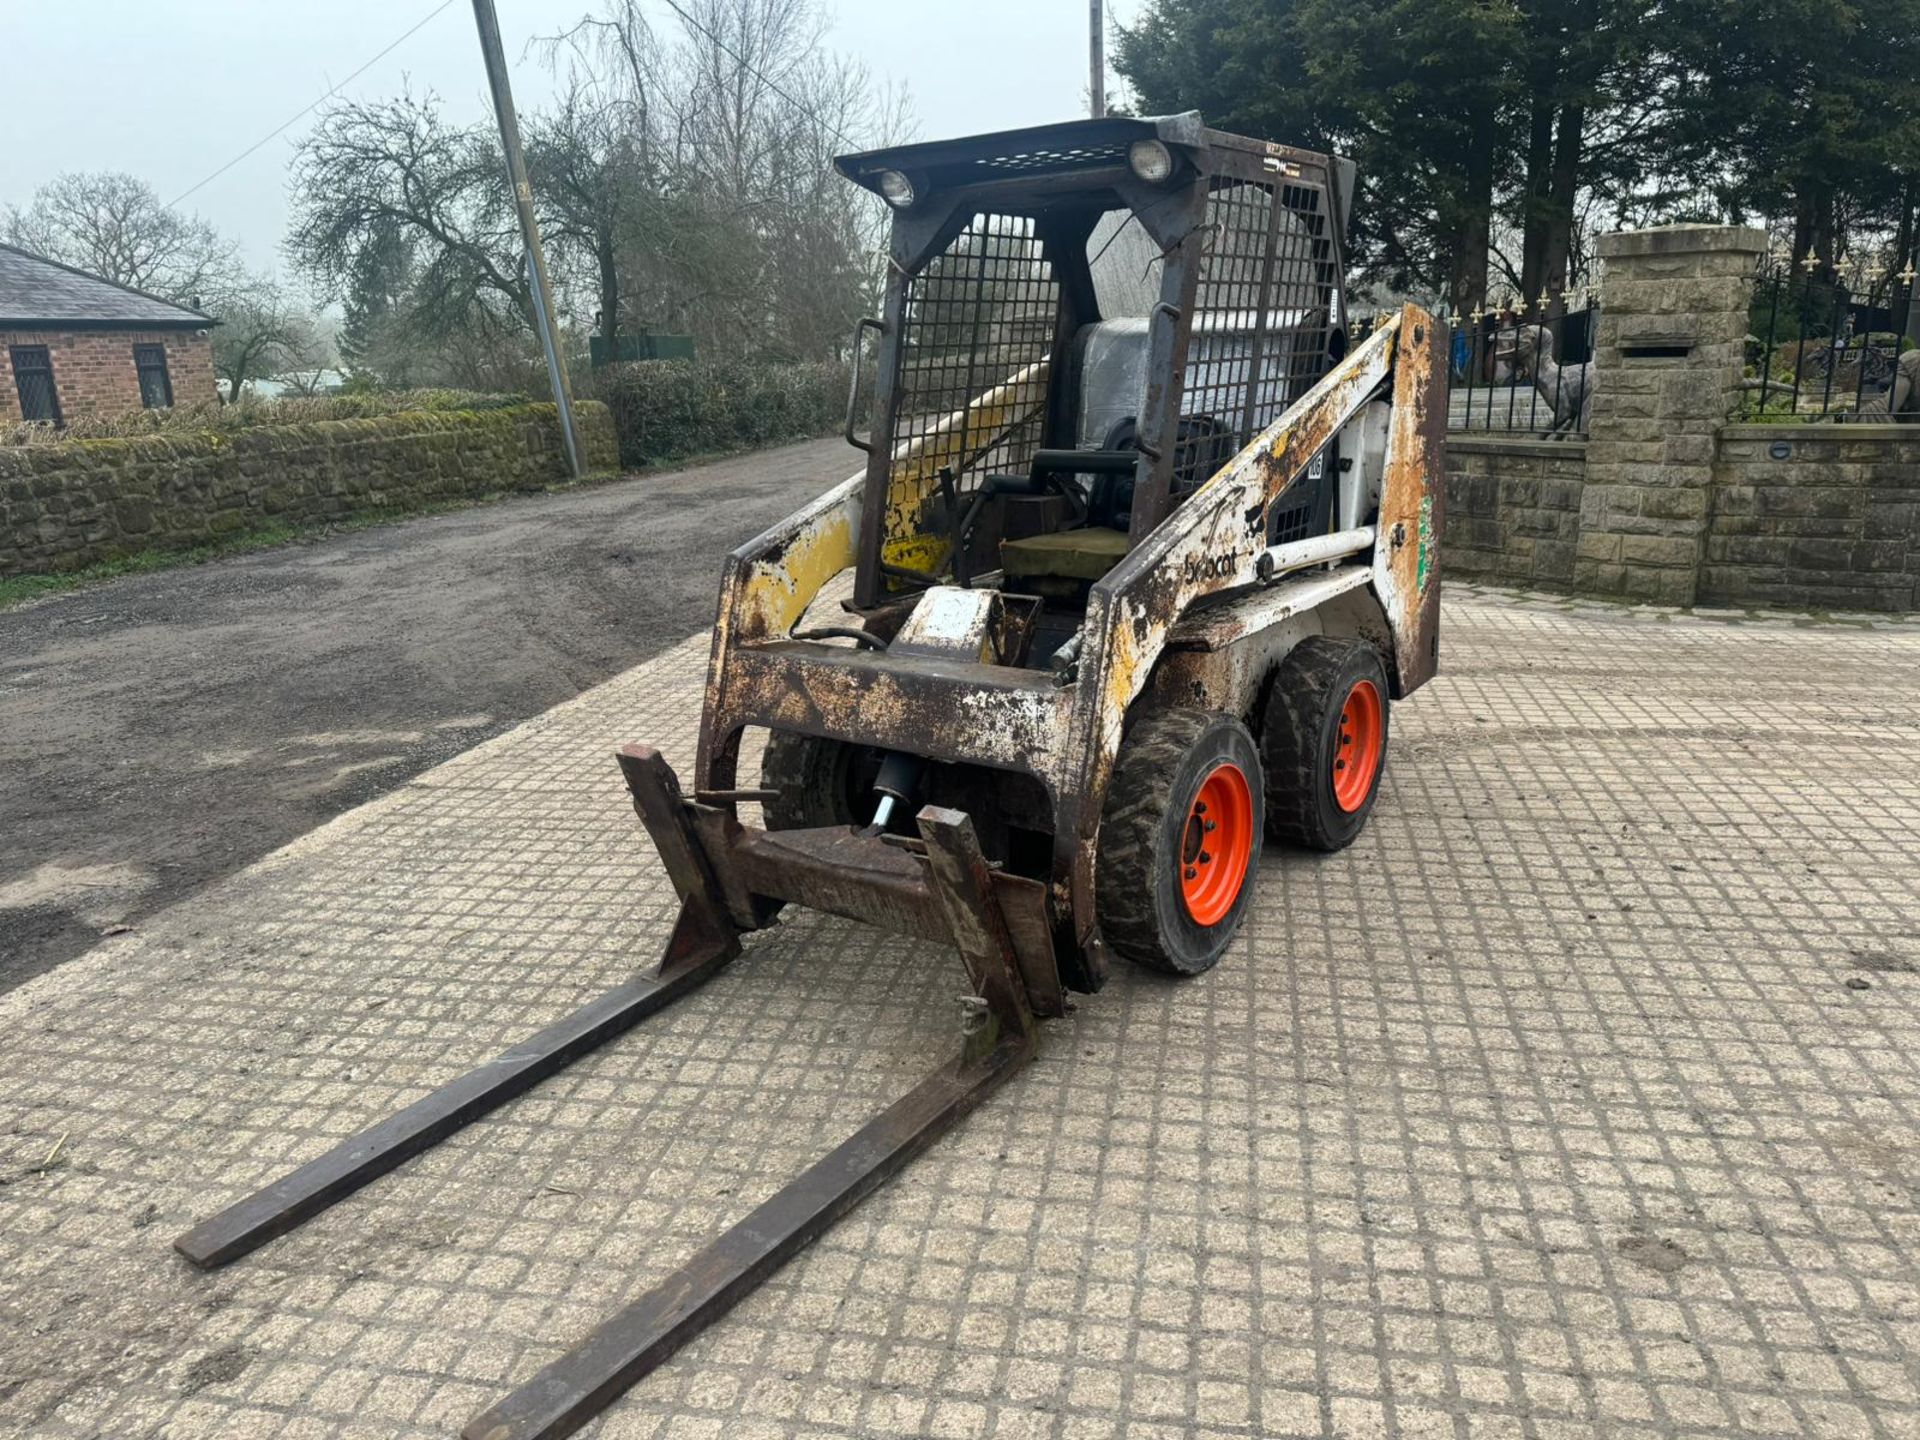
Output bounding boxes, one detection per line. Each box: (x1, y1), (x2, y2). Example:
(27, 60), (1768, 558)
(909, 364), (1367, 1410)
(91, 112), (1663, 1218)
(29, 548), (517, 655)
(880, 215), (1061, 572)
(1177, 175), (1340, 539)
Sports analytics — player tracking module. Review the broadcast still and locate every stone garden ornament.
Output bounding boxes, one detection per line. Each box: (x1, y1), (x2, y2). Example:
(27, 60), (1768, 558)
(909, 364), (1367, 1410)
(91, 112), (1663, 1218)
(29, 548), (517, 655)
(1494, 323), (1596, 437)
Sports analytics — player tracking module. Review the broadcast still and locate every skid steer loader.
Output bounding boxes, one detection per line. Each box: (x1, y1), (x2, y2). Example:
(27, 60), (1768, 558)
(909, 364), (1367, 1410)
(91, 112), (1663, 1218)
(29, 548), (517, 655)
(175, 112), (1445, 1440)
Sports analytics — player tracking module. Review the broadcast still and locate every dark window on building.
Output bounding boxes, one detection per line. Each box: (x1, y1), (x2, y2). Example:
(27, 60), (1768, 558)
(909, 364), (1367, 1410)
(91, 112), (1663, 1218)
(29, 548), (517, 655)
(11, 346), (60, 424)
(134, 344), (174, 409)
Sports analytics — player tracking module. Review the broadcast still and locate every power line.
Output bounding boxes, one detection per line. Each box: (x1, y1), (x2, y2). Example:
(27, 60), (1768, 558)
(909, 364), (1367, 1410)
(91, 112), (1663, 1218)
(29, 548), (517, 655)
(165, 0), (457, 211)
(651, 0), (862, 153)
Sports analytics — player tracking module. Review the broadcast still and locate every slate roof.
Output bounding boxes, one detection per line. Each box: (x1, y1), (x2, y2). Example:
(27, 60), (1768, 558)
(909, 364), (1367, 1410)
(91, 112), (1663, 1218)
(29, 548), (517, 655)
(0, 243), (215, 329)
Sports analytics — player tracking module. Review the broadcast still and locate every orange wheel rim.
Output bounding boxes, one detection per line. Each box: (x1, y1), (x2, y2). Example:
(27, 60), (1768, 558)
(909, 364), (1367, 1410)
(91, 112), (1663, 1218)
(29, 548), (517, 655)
(1332, 679), (1384, 812)
(1179, 762), (1254, 926)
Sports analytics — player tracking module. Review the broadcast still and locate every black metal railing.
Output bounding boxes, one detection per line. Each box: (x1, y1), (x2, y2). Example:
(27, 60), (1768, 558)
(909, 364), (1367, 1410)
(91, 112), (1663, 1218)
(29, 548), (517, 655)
(1347, 295), (1600, 439)
(1742, 258), (1918, 422)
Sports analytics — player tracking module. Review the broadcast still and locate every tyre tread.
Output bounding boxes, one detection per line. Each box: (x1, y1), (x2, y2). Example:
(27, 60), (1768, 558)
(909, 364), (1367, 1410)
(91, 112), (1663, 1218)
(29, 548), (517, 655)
(760, 731), (849, 831)
(1098, 708), (1255, 975)
(1260, 636), (1388, 851)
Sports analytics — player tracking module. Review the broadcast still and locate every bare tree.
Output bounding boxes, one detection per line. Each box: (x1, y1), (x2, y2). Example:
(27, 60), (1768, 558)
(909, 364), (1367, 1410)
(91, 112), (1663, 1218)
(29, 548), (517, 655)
(4, 171), (237, 304)
(527, 79), (653, 338)
(535, 0), (909, 353)
(210, 277), (326, 401)
(289, 91), (530, 337)
(288, 3), (910, 382)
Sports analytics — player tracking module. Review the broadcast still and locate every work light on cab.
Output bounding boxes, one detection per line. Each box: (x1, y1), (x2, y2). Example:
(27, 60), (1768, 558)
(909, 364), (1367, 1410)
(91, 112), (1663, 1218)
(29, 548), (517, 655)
(1128, 138), (1175, 183)
(877, 169), (916, 207)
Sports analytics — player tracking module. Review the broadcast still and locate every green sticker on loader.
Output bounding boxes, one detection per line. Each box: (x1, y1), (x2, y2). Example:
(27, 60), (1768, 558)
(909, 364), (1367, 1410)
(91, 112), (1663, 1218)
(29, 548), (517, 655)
(1416, 493), (1434, 591)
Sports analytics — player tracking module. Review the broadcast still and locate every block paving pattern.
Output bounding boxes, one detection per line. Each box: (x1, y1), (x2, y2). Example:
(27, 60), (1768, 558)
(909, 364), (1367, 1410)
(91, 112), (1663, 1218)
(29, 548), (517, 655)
(3, 589), (1920, 1439)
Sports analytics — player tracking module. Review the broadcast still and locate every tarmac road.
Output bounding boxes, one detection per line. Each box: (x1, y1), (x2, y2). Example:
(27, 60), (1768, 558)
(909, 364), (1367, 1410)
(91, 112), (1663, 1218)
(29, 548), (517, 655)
(0, 436), (856, 991)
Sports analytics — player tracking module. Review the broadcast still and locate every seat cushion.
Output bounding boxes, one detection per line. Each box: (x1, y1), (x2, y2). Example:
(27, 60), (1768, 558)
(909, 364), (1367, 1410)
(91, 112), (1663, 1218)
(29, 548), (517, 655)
(999, 526), (1131, 582)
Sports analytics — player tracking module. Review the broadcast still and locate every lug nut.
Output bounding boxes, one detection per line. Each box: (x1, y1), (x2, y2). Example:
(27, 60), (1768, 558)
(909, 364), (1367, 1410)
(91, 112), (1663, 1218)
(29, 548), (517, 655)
(1184, 866), (1197, 879)
(1204, 820), (1217, 832)
(1199, 850), (1211, 863)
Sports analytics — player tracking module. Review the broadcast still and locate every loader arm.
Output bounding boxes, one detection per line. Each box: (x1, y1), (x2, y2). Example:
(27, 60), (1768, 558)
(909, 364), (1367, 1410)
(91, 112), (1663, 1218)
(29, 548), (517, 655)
(697, 362), (1061, 794)
(1064, 304), (1445, 935)
(697, 471), (862, 787)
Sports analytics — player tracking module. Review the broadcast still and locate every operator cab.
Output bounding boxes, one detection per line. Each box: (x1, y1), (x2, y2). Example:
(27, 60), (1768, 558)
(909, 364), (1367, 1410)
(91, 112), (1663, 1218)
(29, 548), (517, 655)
(833, 112), (1354, 658)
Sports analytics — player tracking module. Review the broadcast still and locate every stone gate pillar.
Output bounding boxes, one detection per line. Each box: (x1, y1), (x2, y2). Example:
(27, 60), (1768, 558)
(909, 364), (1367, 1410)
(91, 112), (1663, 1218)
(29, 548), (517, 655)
(1576, 224), (1767, 603)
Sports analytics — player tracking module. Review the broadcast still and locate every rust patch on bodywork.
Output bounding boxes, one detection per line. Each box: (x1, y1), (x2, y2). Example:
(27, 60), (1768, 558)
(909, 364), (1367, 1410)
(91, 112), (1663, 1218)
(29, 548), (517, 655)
(1374, 312), (1443, 695)
(697, 472), (862, 783)
(723, 473), (863, 645)
(719, 645), (1074, 783)
(1373, 312), (1447, 694)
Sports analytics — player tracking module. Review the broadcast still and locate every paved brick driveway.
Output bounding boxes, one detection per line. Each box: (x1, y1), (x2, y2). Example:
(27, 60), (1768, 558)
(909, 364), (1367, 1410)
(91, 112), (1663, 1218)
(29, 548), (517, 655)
(3, 589), (1919, 1440)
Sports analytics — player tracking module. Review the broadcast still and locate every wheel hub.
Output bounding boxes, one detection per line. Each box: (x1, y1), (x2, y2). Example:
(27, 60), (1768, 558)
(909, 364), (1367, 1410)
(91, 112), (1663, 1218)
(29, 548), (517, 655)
(1332, 679), (1384, 812)
(1180, 762), (1254, 925)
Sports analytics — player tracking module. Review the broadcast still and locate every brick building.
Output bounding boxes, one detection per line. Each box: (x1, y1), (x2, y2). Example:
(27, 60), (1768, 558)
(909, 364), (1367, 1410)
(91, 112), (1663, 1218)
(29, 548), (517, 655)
(0, 243), (218, 425)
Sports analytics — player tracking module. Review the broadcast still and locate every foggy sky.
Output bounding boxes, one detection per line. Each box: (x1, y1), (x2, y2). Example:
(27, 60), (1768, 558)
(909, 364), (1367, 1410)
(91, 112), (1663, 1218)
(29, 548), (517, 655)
(2, 0), (1145, 278)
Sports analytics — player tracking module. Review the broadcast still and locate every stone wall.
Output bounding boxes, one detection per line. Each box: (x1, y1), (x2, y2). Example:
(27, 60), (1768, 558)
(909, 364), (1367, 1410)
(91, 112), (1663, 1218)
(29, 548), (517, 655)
(1704, 423), (1920, 611)
(1440, 422), (1920, 612)
(1438, 221), (1919, 615)
(2, 329), (218, 423)
(0, 401), (617, 578)
(1442, 436), (1586, 589)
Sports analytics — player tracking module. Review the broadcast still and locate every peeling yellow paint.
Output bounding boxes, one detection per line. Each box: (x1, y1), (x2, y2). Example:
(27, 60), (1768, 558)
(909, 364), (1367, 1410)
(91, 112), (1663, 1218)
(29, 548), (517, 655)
(732, 493), (858, 642)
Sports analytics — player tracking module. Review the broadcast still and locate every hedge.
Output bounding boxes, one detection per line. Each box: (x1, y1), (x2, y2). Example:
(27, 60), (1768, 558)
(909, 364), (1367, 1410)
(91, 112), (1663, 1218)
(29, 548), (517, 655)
(590, 358), (856, 469)
(4, 389), (528, 447)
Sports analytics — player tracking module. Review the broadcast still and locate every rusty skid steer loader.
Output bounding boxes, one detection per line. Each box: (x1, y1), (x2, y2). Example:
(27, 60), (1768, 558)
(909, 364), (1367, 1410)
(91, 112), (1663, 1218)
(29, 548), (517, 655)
(175, 113), (1445, 1440)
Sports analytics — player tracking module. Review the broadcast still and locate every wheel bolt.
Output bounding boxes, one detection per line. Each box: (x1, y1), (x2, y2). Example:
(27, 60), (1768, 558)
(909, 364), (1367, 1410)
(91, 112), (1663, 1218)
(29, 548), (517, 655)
(1199, 850), (1211, 863)
(1336, 759), (1346, 770)
(1195, 801), (1207, 815)
(1204, 819), (1216, 832)
(1184, 866), (1197, 879)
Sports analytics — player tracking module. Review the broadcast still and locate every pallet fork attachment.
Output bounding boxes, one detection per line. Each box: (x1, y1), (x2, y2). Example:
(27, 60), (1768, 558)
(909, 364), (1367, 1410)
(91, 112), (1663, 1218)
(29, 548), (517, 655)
(174, 745), (1040, 1440)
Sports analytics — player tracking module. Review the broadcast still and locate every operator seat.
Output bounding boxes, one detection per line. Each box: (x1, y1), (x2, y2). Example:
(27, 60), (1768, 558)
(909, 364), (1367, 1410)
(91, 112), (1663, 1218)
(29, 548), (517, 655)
(997, 416), (1238, 590)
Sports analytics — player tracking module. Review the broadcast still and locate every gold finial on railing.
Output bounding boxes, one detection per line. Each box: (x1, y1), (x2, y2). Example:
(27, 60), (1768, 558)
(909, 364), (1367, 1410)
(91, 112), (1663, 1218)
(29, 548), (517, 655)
(1802, 250), (1821, 273)
(1469, 305), (1484, 324)
(1900, 261), (1917, 287)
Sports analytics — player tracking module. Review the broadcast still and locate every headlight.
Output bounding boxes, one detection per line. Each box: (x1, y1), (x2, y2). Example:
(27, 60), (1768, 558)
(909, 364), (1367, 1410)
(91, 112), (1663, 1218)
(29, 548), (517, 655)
(1127, 139), (1175, 184)
(876, 169), (916, 208)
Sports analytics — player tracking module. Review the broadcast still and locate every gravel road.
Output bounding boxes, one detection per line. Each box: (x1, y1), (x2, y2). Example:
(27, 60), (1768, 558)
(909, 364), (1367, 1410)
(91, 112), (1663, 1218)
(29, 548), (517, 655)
(0, 436), (855, 990)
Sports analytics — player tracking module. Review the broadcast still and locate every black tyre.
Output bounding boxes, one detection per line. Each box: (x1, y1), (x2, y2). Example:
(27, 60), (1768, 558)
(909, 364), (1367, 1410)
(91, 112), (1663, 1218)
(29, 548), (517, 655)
(759, 731), (878, 830)
(1260, 636), (1390, 852)
(1097, 708), (1264, 976)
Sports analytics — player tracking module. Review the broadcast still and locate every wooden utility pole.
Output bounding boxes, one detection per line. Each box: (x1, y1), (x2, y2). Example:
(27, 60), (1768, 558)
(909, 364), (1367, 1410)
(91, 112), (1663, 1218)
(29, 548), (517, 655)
(471, 0), (585, 478)
(1089, 0), (1105, 118)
